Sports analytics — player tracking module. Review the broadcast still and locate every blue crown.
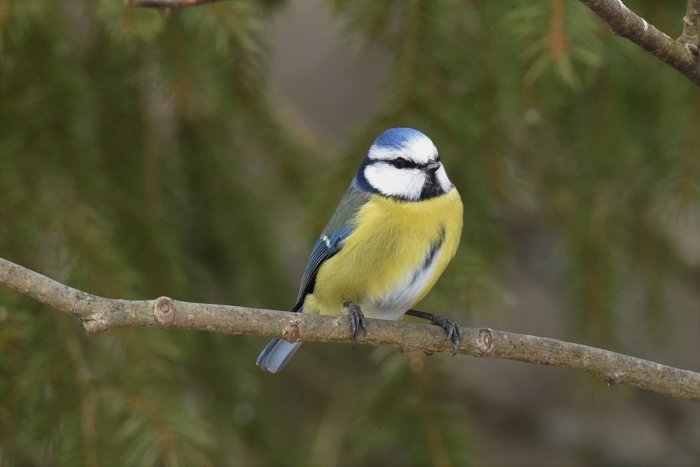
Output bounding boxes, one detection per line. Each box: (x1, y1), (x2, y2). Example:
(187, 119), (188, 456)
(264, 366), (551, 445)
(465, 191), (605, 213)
(371, 127), (428, 150)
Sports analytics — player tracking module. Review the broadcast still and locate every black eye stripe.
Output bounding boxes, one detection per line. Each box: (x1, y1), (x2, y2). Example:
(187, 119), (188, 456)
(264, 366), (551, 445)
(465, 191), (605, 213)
(391, 157), (418, 169)
(370, 157), (439, 170)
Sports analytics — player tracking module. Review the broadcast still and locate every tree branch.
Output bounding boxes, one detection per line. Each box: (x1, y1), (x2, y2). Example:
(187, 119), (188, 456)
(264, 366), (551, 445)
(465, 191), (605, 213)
(124, 0), (226, 9)
(579, 0), (700, 86)
(680, 0), (700, 49)
(124, 0), (700, 85)
(1, 256), (698, 401)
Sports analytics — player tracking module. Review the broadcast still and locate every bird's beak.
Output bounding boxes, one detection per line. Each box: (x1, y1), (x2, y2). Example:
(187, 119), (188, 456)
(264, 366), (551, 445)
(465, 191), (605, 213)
(425, 160), (441, 173)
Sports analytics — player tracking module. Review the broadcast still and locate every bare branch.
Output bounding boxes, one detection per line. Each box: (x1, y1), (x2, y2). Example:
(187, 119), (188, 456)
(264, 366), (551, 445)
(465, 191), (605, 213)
(123, 0), (700, 85)
(1, 256), (698, 401)
(680, 0), (700, 50)
(579, 0), (700, 86)
(124, 0), (226, 9)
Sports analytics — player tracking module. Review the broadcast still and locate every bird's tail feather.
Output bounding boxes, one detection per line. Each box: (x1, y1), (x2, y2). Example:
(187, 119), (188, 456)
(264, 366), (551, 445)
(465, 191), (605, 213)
(256, 338), (302, 373)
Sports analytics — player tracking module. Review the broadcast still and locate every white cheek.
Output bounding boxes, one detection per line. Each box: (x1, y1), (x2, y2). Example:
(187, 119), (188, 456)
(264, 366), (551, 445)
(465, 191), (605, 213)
(435, 165), (452, 192)
(364, 164), (426, 200)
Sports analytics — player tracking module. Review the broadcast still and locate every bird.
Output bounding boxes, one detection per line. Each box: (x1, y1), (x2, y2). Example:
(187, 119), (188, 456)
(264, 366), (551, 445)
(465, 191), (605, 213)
(257, 127), (463, 373)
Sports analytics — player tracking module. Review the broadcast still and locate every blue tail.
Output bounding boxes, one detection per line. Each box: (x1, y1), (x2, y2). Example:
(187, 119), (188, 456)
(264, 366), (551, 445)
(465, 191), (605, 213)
(256, 338), (302, 373)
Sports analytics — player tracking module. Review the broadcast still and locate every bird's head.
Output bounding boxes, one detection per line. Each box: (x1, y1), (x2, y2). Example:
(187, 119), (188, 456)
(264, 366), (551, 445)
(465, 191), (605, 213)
(354, 128), (453, 201)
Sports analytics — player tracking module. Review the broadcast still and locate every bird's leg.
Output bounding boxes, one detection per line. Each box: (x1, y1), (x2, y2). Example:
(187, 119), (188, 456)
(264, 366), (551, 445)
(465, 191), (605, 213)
(343, 301), (367, 346)
(405, 309), (461, 355)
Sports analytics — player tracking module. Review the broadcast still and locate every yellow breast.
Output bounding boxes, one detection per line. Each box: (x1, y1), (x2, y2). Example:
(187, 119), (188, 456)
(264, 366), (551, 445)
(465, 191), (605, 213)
(304, 188), (463, 319)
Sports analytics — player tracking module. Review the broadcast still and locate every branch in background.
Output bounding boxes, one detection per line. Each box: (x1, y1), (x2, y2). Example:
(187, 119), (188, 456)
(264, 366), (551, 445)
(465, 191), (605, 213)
(1, 257), (699, 401)
(124, 0), (700, 86)
(680, 0), (700, 49)
(124, 0), (225, 9)
(579, 0), (700, 86)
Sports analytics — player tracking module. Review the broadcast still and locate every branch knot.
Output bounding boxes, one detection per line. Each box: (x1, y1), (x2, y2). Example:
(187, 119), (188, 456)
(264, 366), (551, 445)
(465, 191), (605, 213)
(153, 296), (176, 324)
(478, 328), (494, 355)
(81, 317), (109, 334)
(282, 321), (301, 342)
(604, 371), (627, 385)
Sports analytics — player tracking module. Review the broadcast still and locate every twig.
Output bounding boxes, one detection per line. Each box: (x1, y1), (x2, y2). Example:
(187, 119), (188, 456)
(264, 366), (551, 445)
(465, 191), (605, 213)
(124, 0), (226, 9)
(680, 0), (700, 50)
(124, 0), (700, 86)
(1, 256), (698, 401)
(579, 0), (700, 86)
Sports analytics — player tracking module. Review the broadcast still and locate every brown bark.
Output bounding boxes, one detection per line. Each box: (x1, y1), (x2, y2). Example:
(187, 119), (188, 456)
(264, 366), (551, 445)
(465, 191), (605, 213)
(125, 0), (700, 86)
(580, 0), (700, 85)
(1, 256), (698, 401)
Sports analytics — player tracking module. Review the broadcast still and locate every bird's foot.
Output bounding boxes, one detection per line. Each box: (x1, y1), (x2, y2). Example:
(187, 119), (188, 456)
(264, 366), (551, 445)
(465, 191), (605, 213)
(406, 309), (462, 355)
(432, 314), (461, 355)
(343, 301), (367, 346)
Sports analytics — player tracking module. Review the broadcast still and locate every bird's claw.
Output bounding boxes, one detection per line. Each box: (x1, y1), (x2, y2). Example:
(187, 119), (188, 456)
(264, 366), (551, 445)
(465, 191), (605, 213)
(430, 314), (461, 355)
(344, 302), (367, 346)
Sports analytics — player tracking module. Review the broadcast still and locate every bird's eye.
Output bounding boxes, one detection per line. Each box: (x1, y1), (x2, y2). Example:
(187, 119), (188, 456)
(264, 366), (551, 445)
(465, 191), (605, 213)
(393, 157), (413, 169)
(435, 155), (441, 162)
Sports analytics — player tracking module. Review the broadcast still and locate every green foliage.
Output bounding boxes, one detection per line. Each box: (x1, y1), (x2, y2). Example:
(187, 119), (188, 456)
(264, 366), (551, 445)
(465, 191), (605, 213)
(349, 350), (473, 466)
(1, 0), (698, 465)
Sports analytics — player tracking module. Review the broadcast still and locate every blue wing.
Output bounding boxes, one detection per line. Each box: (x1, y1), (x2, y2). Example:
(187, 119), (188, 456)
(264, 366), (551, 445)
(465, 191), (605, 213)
(292, 226), (353, 311)
(257, 181), (369, 373)
(291, 182), (370, 312)
(257, 222), (356, 372)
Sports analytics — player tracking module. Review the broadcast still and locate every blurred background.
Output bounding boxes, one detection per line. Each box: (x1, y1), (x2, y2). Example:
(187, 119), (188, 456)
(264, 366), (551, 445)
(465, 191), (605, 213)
(1, 0), (699, 465)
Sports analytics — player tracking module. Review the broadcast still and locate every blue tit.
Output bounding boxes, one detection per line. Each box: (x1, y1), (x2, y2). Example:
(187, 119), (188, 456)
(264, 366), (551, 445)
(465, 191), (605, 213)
(257, 127), (463, 373)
